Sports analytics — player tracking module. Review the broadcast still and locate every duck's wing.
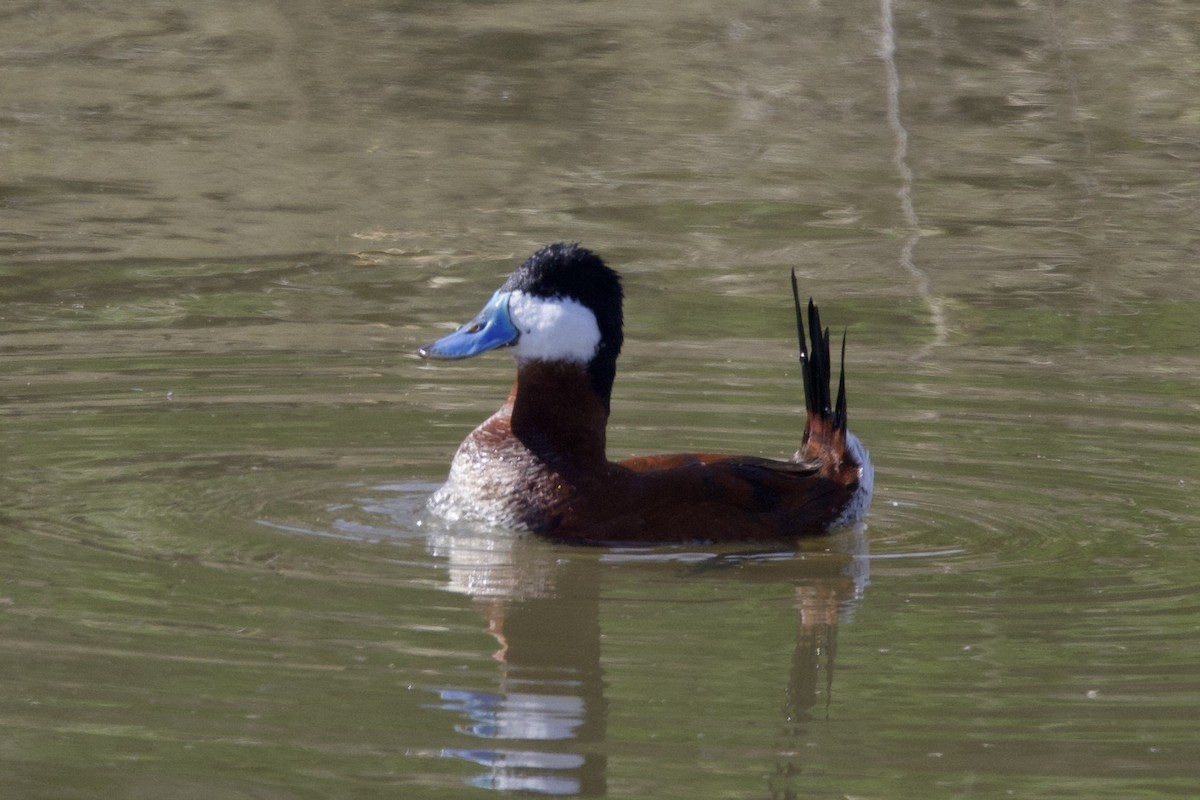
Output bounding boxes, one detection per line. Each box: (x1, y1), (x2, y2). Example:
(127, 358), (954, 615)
(562, 454), (848, 544)
(616, 452), (816, 474)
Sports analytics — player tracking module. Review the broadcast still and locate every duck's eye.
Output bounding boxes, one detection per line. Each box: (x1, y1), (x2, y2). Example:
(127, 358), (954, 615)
(466, 322), (483, 334)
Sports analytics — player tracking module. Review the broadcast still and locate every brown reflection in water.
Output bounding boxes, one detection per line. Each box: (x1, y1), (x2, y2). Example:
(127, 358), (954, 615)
(428, 527), (867, 796)
(787, 582), (843, 725)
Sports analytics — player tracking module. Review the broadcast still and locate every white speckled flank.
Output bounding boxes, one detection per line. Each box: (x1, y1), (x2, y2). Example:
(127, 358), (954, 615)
(428, 427), (531, 529)
(507, 291), (601, 364)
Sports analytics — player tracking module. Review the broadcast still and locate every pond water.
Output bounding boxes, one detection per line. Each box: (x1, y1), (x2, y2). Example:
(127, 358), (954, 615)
(3, 1), (1199, 797)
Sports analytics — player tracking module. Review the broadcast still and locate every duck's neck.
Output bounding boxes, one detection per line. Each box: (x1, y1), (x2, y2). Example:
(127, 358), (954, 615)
(507, 360), (610, 467)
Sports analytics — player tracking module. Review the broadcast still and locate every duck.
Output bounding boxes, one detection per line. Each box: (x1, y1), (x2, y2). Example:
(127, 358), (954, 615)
(418, 243), (873, 544)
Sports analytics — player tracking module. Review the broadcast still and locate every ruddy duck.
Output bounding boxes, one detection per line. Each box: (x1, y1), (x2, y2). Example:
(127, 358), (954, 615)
(418, 243), (872, 544)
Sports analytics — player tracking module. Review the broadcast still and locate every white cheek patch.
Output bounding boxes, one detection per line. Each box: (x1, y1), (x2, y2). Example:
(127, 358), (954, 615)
(507, 291), (601, 364)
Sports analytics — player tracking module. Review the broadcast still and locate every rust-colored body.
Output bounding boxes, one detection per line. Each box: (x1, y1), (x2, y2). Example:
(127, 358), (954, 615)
(437, 359), (867, 545)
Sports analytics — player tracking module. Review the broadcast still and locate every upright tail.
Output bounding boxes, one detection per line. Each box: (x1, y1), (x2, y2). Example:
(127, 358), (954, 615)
(789, 271), (874, 526)
(790, 270), (848, 462)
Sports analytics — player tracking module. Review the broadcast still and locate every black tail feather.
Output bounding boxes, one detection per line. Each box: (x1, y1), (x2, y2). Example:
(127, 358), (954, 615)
(836, 331), (847, 430)
(790, 269), (847, 432)
(790, 270), (815, 415)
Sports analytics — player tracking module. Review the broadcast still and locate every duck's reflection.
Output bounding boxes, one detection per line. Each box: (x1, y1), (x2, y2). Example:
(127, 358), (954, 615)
(435, 687), (594, 794)
(426, 526), (867, 796)
(427, 529), (607, 794)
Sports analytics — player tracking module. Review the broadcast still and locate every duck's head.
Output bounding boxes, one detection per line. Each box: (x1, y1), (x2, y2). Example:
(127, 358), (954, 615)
(419, 243), (624, 406)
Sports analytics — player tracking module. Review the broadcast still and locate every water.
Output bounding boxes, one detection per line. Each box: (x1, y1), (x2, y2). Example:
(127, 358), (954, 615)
(3, 1), (1199, 797)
